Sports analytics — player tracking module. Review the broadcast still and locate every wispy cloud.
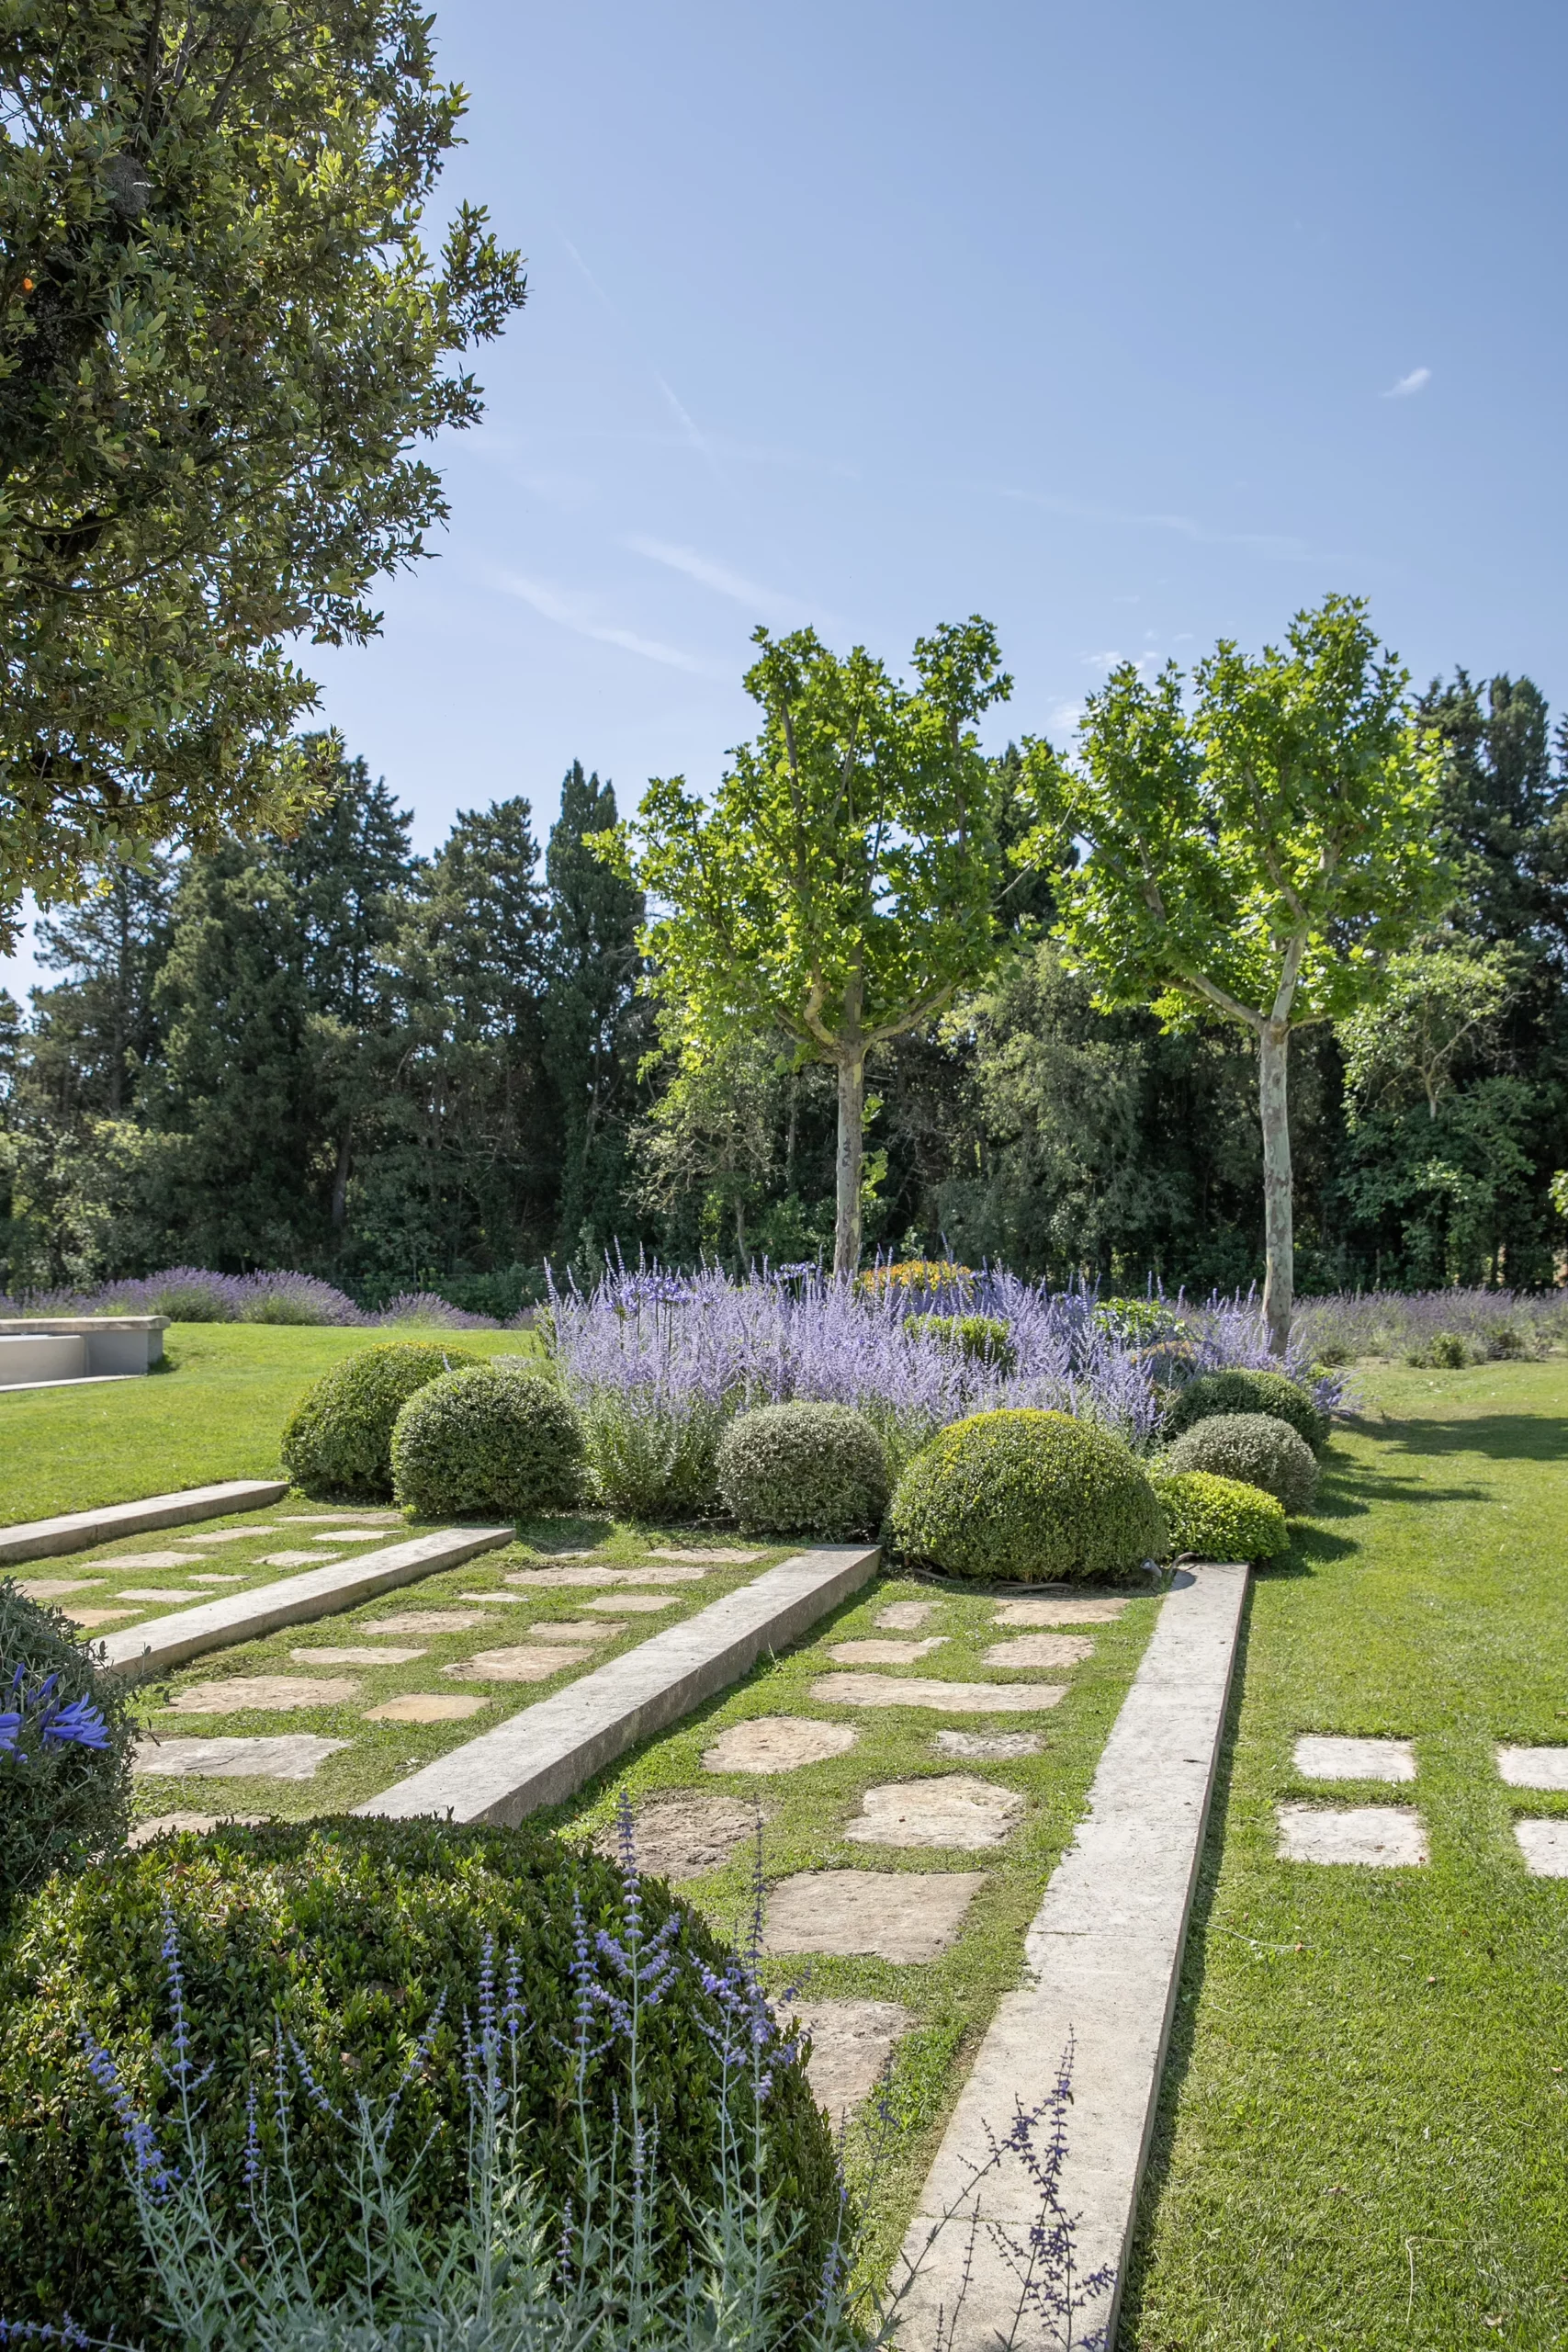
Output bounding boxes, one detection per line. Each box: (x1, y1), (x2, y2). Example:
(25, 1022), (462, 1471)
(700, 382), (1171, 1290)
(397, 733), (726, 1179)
(1382, 366), (1431, 399)
(494, 571), (714, 673)
(981, 483), (1314, 563)
(626, 536), (828, 627)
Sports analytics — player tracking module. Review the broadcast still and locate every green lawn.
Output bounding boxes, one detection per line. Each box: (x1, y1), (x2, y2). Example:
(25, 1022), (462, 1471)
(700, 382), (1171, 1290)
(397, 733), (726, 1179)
(1127, 1359), (1568, 2351)
(0, 1322), (536, 1522)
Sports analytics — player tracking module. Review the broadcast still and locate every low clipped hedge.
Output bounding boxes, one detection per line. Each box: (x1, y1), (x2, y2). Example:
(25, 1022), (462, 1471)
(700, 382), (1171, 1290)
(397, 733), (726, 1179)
(0, 1817), (839, 2338)
(1164, 1411), (1319, 1516)
(0, 1582), (134, 1922)
(887, 1408), (1164, 1582)
(1152, 1468), (1289, 1563)
(715, 1401), (889, 1537)
(390, 1364), (584, 1518)
(281, 1342), (480, 1498)
(1164, 1366), (1328, 1453)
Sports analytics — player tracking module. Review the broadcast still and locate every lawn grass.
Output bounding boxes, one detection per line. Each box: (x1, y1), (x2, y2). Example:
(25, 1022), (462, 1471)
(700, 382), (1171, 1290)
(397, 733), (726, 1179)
(0, 1322), (538, 1523)
(1126, 1358), (1568, 2351)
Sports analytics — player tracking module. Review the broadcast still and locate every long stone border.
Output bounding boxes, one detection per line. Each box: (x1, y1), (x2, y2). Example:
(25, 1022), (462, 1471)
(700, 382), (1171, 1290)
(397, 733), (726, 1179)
(358, 1543), (880, 1826)
(0, 1479), (289, 1567)
(894, 1560), (1249, 2352)
(96, 1526), (513, 1681)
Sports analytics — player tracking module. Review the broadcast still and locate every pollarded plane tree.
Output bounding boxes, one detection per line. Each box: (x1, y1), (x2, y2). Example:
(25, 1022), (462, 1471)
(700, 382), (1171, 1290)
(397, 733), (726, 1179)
(1025, 594), (1450, 1353)
(602, 619), (1012, 1276)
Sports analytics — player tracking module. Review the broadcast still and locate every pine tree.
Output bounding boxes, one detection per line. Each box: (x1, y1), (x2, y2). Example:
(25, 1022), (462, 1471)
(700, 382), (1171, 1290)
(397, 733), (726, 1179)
(27, 850), (177, 1117)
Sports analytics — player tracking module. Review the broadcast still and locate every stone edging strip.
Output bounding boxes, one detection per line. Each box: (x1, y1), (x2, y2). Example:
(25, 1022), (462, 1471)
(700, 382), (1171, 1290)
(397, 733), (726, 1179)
(358, 1543), (881, 1826)
(895, 1559), (1249, 2352)
(0, 1479), (290, 1567)
(95, 1526), (513, 1681)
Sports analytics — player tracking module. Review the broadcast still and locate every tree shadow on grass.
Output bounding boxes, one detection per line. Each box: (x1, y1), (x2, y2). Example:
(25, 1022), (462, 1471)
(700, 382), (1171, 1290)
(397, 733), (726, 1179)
(1339, 1410), (1566, 1465)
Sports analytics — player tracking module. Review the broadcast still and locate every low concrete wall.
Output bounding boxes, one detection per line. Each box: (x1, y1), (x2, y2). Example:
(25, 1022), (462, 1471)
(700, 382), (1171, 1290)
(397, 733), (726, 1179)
(0, 1316), (167, 1381)
(0, 1333), (86, 1385)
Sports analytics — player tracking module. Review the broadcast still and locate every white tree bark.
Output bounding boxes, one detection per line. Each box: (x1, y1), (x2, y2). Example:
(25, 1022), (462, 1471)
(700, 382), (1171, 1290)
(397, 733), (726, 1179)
(833, 1049), (866, 1278)
(1258, 1018), (1293, 1357)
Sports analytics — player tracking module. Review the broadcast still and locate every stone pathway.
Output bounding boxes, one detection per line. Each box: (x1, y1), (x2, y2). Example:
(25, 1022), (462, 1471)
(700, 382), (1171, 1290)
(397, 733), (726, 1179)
(811, 1672), (1066, 1714)
(843, 1775), (1022, 1849)
(762, 1870), (987, 1962)
(165, 1674), (361, 1714)
(1278, 1736), (1568, 1873)
(597, 1791), (760, 1880)
(135, 1734), (349, 1780)
(703, 1716), (859, 1772)
(779, 1998), (914, 2123)
(1277, 1803), (1428, 1866)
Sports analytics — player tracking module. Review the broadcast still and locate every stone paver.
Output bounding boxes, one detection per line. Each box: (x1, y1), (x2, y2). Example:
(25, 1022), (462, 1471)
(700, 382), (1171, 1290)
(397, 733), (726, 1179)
(784, 1998), (914, 2122)
(17, 1577), (98, 1599)
(1276, 1803), (1427, 1866)
(68, 1607), (135, 1626)
(650, 1547), (761, 1564)
(527, 1619), (618, 1643)
(599, 1791), (759, 1881)
(190, 1573), (246, 1585)
(844, 1775), (1023, 1850)
(877, 1601), (936, 1630)
(992, 1597), (1128, 1627)
(762, 1870), (986, 1962)
(587, 1592), (676, 1612)
(175, 1527), (283, 1544)
(506, 1565), (706, 1589)
(135, 1734), (349, 1780)
(289, 1645), (425, 1665)
(933, 1729), (1042, 1760)
(1499, 1746), (1568, 1790)
(101, 1552), (200, 1570)
(1294, 1734), (1416, 1782)
(827, 1638), (948, 1666)
(703, 1715), (860, 1774)
(129, 1812), (266, 1845)
(445, 1645), (593, 1683)
(979, 1634), (1093, 1670)
(0, 1478), (288, 1566)
(166, 1675), (360, 1714)
(310, 1530), (386, 1543)
(370, 1609), (493, 1634)
(118, 1586), (206, 1601)
(810, 1674), (1066, 1715)
(1515, 1819), (1568, 1875)
(263, 1551), (335, 1567)
(365, 1693), (491, 1723)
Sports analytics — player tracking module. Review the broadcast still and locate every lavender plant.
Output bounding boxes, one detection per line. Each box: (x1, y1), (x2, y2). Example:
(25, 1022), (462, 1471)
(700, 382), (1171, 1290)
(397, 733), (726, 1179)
(0, 1271), (500, 1330)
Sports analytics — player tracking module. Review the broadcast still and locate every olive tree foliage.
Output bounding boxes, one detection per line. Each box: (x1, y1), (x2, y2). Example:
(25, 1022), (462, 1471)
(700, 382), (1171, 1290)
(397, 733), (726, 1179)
(602, 620), (1012, 1275)
(1025, 594), (1450, 1353)
(0, 0), (525, 928)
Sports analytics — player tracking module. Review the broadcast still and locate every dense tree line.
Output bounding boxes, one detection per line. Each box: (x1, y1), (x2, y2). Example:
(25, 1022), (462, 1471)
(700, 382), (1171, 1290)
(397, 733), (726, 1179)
(2, 670), (1565, 1303)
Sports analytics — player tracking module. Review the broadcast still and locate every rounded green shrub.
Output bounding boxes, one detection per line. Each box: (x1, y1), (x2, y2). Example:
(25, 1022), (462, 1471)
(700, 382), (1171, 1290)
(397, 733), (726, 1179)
(887, 1408), (1165, 1582)
(716, 1401), (890, 1536)
(1151, 1469), (1289, 1562)
(1411, 1329), (1470, 1369)
(905, 1313), (1016, 1374)
(1165, 1366), (1328, 1453)
(281, 1342), (479, 1498)
(0, 1817), (839, 2338)
(0, 1582), (134, 1922)
(1163, 1411), (1319, 1515)
(390, 1363), (584, 1518)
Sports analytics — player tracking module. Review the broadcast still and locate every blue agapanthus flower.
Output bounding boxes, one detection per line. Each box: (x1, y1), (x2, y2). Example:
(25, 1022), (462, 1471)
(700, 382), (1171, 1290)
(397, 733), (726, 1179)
(0, 1665), (111, 1762)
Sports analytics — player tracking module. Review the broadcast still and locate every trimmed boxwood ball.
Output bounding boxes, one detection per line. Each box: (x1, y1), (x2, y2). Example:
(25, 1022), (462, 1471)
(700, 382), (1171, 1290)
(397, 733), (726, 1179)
(0, 1582), (134, 1921)
(0, 1816), (839, 2337)
(390, 1363), (584, 1517)
(281, 1341), (479, 1498)
(1152, 1468), (1289, 1562)
(904, 1313), (1017, 1374)
(716, 1400), (890, 1536)
(887, 1407), (1165, 1582)
(1164, 1411), (1319, 1516)
(1165, 1366), (1328, 1453)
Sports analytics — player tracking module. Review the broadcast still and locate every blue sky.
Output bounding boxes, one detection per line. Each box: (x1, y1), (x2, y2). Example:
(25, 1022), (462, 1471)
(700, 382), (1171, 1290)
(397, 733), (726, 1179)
(6, 0), (1566, 995)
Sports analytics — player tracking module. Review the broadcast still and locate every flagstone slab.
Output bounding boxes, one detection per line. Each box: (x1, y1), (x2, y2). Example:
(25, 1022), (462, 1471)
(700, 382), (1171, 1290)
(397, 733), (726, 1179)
(599, 1791), (759, 1881)
(17, 1577), (99, 1599)
(371, 1608), (494, 1634)
(286, 1512), (402, 1524)
(361, 1546), (880, 1826)
(785, 1999), (914, 2121)
(703, 1715), (860, 1774)
(992, 1597), (1128, 1627)
(69, 1608), (137, 1626)
(933, 1729), (1043, 1760)
(827, 1638), (948, 1666)
(762, 1870), (986, 1962)
(1294, 1735), (1416, 1782)
(365, 1693), (491, 1724)
(526, 1619), (618, 1642)
(979, 1634), (1094, 1670)
(175, 1527), (284, 1544)
(1276, 1803), (1427, 1866)
(1515, 1819), (1568, 1874)
(96, 1528), (513, 1681)
(445, 1645), (593, 1682)
(649, 1547), (761, 1564)
(166, 1675), (361, 1715)
(290, 1645), (425, 1666)
(506, 1565), (707, 1589)
(587, 1592), (676, 1612)
(310, 1530), (388, 1543)
(135, 1734), (350, 1781)
(190, 1574), (247, 1586)
(263, 1551), (336, 1567)
(103, 1554), (204, 1571)
(810, 1674), (1066, 1715)
(118, 1587), (207, 1602)
(876, 1602), (936, 1631)
(0, 1478), (288, 1566)
(1498, 1746), (1568, 1790)
(129, 1812), (267, 1846)
(844, 1776), (1024, 1850)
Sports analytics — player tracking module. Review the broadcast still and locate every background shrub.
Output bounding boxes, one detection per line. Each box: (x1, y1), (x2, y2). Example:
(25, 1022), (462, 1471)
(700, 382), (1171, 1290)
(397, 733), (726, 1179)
(1166, 1366), (1329, 1453)
(580, 1390), (725, 1519)
(1409, 1329), (1471, 1369)
(1152, 1469), (1289, 1562)
(905, 1313), (1017, 1374)
(1164, 1412), (1319, 1515)
(716, 1401), (890, 1536)
(0, 1584), (134, 1923)
(390, 1365), (583, 1518)
(281, 1343), (479, 1498)
(0, 1817), (840, 2338)
(887, 1407), (1164, 1581)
